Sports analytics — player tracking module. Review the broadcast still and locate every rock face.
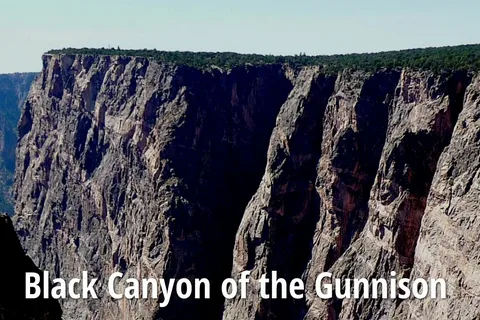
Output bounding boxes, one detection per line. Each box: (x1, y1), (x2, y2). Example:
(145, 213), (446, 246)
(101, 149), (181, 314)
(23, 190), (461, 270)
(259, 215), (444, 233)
(0, 73), (36, 214)
(395, 75), (480, 320)
(302, 70), (471, 320)
(13, 53), (480, 320)
(224, 67), (337, 320)
(14, 54), (292, 320)
(0, 213), (62, 320)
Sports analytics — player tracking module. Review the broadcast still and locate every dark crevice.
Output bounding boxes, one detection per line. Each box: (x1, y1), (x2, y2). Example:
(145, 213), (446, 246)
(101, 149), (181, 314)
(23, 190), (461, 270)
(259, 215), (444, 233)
(74, 113), (92, 158)
(321, 71), (402, 320)
(18, 59), (475, 320)
(206, 68), (293, 320)
(396, 71), (472, 272)
(329, 71), (471, 320)
(18, 100), (33, 140)
(153, 66), (294, 320)
(323, 70), (401, 272)
(253, 73), (338, 320)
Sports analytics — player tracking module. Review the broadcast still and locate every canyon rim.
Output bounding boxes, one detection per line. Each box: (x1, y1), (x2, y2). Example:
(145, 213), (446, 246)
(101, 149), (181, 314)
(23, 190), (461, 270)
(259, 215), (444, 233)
(2, 47), (480, 320)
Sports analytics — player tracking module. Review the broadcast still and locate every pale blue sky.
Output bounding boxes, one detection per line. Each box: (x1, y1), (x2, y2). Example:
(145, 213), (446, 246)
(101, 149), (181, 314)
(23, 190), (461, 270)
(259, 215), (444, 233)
(1, 0), (479, 73)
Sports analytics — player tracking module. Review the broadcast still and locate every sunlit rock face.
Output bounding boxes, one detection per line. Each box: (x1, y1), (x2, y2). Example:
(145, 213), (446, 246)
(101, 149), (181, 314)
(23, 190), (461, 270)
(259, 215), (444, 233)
(14, 53), (479, 320)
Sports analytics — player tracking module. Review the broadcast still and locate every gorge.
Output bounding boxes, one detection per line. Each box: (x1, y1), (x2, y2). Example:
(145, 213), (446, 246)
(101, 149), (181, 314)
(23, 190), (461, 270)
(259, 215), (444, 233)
(0, 73), (36, 214)
(2, 46), (480, 319)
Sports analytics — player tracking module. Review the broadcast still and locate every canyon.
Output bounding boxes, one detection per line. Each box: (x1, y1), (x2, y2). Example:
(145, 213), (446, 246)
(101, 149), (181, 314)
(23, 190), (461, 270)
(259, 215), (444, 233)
(0, 73), (36, 214)
(5, 52), (480, 319)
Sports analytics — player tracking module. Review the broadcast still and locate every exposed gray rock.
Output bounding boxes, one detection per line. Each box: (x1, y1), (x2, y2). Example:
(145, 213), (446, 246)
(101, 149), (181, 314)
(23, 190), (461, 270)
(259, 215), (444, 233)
(224, 66), (337, 320)
(13, 53), (480, 320)
(14, 54), (292, 320)
(303, 70), (471, 320)
(396, 75), (480, 320)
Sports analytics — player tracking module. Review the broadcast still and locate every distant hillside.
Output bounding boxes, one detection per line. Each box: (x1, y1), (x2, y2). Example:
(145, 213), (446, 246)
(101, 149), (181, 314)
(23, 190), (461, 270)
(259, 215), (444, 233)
(0, 73), (36, 215)
(48, 44), (480, 71)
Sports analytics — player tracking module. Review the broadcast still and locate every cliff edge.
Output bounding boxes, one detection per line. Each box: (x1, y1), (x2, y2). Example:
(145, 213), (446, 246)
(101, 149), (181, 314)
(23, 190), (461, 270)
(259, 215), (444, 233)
(13, 52), (480, 320)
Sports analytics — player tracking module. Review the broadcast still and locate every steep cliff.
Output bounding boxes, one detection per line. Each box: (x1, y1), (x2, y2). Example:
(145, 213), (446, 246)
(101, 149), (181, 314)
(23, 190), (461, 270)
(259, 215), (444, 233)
(302, 70), (471, 320)
(0, 213), (62, 319)
(395, 74), (480, 320)
(0, 73), (36, 214)
(14, 54), (292, 319)
(13, 52), (480, 320)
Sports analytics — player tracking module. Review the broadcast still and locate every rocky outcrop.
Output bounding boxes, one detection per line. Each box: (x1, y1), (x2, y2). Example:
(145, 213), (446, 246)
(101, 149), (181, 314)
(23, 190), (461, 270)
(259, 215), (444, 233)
(224, 68), (474, 320)
(0, 213), (62, 320)
(14, 54), (292, 320)
(13, 52), (480, 320)
(302, 70), (471, 320)
(395, 75), (480, 320)
(0, 73), (36, 214)
(224, 67), (337, 320)
(223, 69), (402, 320)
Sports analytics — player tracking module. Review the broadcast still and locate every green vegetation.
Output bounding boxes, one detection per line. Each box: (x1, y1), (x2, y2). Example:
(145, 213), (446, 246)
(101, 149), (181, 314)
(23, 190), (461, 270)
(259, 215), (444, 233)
(48, 44), (480, 72)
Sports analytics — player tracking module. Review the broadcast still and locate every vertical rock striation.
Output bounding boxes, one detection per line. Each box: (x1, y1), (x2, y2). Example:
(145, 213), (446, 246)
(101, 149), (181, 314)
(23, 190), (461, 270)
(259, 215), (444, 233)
(303, 70), (471, 320)
(14, 54), (292, 320)
(223, 69), (401, 320)
(13, 52), (480, 320)
(396, 75), (480, 320)
(224, 68), (472, 320)
(224, 67), (336, 320)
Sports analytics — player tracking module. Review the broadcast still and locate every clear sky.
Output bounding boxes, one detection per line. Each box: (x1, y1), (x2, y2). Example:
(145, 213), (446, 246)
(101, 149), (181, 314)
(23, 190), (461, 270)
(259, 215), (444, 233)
(1, 0), (479, 73)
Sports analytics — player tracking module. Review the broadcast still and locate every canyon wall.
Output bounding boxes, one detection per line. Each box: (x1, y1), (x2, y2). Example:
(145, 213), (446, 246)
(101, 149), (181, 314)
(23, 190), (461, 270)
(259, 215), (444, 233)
(0, 73), (36, 214)
(14, 54), (292, 319)
(13, 54), (480, 320)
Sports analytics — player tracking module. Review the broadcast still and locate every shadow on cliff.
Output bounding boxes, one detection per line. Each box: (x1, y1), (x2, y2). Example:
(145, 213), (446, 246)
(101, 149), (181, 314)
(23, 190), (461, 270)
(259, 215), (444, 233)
(0, 214), (62, 320)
